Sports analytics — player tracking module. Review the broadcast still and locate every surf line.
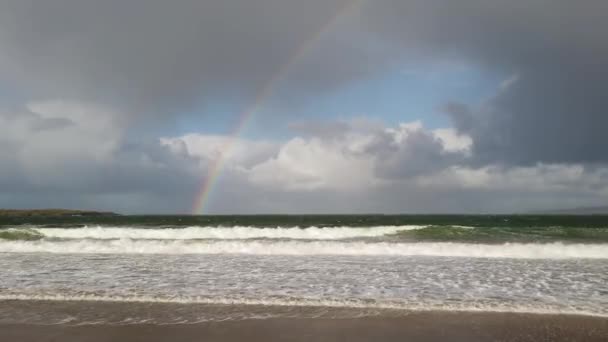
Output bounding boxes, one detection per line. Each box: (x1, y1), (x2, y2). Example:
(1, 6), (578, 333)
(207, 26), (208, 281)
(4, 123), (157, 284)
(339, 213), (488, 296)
(192, 0), (363, 214)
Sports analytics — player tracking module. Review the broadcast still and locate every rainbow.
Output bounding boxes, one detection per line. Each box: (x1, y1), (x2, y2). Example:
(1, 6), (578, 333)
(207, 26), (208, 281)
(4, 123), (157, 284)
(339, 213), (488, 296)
(192, 0), (363, 215)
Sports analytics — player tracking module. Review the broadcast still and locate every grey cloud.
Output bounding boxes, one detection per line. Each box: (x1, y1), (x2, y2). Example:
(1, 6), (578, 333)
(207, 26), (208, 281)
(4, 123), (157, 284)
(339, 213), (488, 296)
(30, 117), (74, 132)
(2, 0), (608, 213)
(281, 118), (468, 184)
(446, 70), (608, 165)
(1, 106), (74, 131)
(0, 128), (201, 212)
(358, 0), (608, 165)
(1, 141), (198, 195)
(3, 117), (607, 213)
(0, 0), (358, 116)
(443, 102), (475, 133)
(2, 0), (605, 167)
(205, 175), (608, 214)
(94, 141), (200, 195)
(0, 140), (24, 189)
(368, 128), (466, 179)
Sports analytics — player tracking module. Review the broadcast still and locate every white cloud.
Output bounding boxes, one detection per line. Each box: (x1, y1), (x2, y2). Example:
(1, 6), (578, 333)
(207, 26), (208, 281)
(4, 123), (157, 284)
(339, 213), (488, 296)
(2, 111), (607, 213)
(248, 136), (375, 191)
(161, 134), (278, 169)
(164, 119), (608, 213)
(432, 128), (472, 153)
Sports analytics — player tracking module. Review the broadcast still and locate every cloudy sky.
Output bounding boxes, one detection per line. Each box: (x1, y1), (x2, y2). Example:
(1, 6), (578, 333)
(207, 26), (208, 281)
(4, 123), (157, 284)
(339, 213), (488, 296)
(1, 0), (607, 214)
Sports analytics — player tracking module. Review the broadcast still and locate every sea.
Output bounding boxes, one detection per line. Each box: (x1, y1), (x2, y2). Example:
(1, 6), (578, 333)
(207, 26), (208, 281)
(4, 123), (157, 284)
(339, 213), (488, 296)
(1, 215), (607, 325)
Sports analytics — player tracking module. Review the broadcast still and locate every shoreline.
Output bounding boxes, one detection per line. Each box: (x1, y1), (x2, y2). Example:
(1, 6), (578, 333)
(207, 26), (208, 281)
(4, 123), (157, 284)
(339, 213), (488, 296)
(1, 298), (607, 320)
(1, 300), (607, 341)
(1, 311), (607, 342)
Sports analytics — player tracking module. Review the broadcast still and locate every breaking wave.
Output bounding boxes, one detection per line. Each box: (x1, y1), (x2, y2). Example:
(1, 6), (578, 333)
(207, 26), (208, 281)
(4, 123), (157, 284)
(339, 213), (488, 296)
(3, 225), (424, 241)
(0, 228), (44, 241)
(0, 239), (606, 259)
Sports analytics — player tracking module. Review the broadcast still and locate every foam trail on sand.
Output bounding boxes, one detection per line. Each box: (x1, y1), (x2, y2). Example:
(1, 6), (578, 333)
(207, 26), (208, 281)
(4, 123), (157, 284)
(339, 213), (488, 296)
(1, 240), (607, 259)
(1, 294), (606, 318)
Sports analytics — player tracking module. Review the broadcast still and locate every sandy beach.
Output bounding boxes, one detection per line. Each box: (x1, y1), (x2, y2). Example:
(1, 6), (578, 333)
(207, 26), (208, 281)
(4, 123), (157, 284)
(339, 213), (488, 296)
(2, 219), (607, 341)
(1, 304), (607, 342)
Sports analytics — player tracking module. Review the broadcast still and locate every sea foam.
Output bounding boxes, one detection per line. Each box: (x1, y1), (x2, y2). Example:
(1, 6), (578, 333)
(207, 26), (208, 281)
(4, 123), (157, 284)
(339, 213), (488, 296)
(34, 225), (424, 240)
(1, 239), (607, 259)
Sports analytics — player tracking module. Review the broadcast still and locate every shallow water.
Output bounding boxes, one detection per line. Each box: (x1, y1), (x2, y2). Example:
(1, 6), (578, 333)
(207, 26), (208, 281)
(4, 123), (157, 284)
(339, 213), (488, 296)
(1, 216), (607, 323)
(1, 253), (607, 322)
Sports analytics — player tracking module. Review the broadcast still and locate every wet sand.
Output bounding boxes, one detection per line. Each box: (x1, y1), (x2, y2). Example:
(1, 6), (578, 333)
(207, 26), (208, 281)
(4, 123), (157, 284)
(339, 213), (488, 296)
(1, 311), (607, 342)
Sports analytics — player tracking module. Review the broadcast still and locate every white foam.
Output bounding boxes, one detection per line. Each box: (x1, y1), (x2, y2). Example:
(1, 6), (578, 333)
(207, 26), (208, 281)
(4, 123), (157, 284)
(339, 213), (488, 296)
(1, 239), (607, 259)
(1, 294), (605, 318)
(34, 225), (423, 240)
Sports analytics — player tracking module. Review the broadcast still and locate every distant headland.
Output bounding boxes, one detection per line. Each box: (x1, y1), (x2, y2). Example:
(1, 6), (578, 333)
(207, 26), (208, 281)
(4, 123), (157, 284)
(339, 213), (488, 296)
(532, 206), (608, 215)
(0, 209), (119, 217)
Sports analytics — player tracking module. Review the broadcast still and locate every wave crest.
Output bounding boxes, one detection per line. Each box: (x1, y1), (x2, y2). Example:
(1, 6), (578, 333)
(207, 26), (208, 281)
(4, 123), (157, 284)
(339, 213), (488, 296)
(0, 228), (44, 241)
(31, 225), (424, 240)
(0, 240), (607, 259)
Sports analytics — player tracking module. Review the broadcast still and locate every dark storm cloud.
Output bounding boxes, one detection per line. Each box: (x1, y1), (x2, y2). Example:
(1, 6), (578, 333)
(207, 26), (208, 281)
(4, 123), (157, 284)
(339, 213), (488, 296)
(0, 0), (357, 115)
(445, 70), (608, 166)
(358, 0), (608, 165)
(1, 0), (608, 213)
(2, 0), (605, 165)
(367, 128), (466, 179)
